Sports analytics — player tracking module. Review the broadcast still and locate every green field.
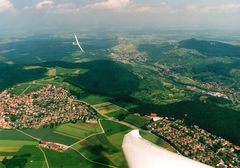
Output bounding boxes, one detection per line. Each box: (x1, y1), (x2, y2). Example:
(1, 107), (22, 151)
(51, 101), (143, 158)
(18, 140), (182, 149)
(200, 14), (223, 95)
(100, 120), (132, 148)
(71, 120), (176, 167)
(107, 109), (129, 118)
(23, 122), (102, 145)
(81, 95), (110, 105)
(23, 128), (77, 145)
(0, 130), (34, 141)
(0, 129), (46, 168)
(111, 101), (139, 110)
(140, 131), (177, 152)
(0, 113), (176, 168)
(100, 120), (131, 136)
(44, 148), (104, 168)
(9, 83), (30, 95)
(93, 102), (122, 115)
(55, 67), (87, 76)
(72, 120), (131, 167)
(0, 140), (37, 148)
(0, 121), (108, 168)
(73, 134), (123, 166)
(54, 122), (102, 139)
(1, 146), (46, 168)
(123, 114), (150, 128)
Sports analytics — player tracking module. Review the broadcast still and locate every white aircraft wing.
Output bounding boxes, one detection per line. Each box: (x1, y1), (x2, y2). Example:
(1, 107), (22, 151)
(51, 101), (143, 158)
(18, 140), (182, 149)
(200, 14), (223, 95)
(74, 34), (79, 44)
(122, 130), (212, 168)
(73, 34), (84, 52)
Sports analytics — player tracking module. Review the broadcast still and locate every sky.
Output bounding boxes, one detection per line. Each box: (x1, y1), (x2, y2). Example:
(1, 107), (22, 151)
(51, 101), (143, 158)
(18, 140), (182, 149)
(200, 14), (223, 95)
(0, 0), (240, 33)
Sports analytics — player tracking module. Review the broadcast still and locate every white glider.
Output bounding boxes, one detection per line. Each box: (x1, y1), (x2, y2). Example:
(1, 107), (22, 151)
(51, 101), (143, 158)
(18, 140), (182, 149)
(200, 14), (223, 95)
(122, 130), (212, 168)
(73, 34), (84, 52)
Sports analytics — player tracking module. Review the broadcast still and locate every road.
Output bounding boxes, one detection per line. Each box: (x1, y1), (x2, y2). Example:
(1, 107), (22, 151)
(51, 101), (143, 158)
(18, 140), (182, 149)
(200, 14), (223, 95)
(39, 146), (50, 168)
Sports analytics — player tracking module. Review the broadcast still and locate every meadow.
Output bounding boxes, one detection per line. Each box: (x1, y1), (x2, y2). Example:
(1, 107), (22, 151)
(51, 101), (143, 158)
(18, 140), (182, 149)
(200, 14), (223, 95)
(93, 102), (122, 115)
(123, 114), (150, 128)
(72, 120), (131, 167)
(54, 122), (102, 139)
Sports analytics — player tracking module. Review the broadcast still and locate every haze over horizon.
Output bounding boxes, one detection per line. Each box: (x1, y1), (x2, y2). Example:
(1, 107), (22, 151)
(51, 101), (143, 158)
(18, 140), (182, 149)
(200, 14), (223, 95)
(0, 0), (240, 34)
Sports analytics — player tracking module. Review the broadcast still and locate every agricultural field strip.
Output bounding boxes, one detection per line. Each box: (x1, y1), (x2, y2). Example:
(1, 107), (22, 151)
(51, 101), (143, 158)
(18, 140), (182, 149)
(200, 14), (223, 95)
(16, 129), (40, 141)
(70, 147), (117, 168)
(38, 146), (49, 168)
(69, 119), (128, 168)
(76, 100), (111, 119)
(17, 119), (111, 167)
(99, 119), (105, 133)
(103, 118), (137, 130)
(68, 132), (104, 148)
(53, 131), (82, 140)
(0, 130), (47, 167)
(16, 130), (50, 168)
(20, 85), (31, 95)
(68, 119), (105, 148)
(18, 126), (111, 168)
(92, 102), (112, 108)
(92, 101), (139, 130)
(93, 102), (122, 114)
(0, 147), (19, 152)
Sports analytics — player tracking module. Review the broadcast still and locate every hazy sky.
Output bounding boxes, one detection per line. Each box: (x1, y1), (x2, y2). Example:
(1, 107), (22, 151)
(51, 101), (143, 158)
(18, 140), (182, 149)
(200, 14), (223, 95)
(0, 0), (240, 33)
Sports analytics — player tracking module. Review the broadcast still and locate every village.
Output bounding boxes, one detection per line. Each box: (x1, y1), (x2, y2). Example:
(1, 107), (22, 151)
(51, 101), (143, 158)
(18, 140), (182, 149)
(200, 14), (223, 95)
(196, 82), (240, 104)
(148, 117), (240, 168)
(0, 85), (97, 129)
(0, 84), (239, 167)
(39, 140), (68, 152)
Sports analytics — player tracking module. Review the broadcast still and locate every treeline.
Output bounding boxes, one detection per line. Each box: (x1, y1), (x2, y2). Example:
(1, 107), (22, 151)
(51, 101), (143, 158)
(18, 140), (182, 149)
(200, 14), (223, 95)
(192, 61), (240, 76)
(179, 38), (240, 57)
(2, 154), (31, 168)
(0, 64), (47, 91)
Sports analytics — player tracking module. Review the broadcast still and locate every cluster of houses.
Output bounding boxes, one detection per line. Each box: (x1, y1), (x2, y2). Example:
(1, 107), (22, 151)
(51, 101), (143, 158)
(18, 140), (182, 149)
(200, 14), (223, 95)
(111, 37), (148, 64)
(0, 118), (11, 129)
(111, 50), (148, 64)
(39, 140), (68, 152)
(148, 117), (240, 168)
(196, 82), (240, 104)
(0, 85), (97, 129)
(187, 85), (229, 100)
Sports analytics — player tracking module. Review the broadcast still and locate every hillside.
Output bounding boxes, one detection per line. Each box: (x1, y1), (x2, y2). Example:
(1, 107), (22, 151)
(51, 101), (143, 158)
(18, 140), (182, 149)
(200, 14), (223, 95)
(0, 64), (47, 91)
(179, 38), (240, 57)
(66, 60), (140, 97)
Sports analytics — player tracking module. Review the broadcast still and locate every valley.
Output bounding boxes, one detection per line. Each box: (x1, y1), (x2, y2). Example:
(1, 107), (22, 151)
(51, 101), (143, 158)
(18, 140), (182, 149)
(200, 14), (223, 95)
(0, 33), (240, 167)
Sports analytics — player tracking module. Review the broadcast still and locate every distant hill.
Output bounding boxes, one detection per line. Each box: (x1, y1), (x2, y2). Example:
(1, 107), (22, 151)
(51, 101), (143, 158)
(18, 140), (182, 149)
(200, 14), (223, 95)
(0, 37), (117, 64)
(179, 38), (240, 57)
(0, 39), (75, 64)
(66, 60), (140, 97)
(0, 64), (47, 91)
(192, 61), (240, 76)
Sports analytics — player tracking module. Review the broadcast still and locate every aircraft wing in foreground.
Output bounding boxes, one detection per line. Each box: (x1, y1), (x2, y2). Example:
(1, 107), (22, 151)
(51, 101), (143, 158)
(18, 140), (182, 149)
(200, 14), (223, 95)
(122, 130), (212, 168)
(73, 34), (84, 52)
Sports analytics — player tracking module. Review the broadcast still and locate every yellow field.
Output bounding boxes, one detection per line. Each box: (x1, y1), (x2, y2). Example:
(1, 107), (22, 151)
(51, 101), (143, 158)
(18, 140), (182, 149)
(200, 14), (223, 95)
(0, 140), (38, 147)
(23, 66), (42, 70)
(0, 156), (13, 161)
(74, 69), (80, 74)
(0, 147), (19, 153)
(175, 76), (198, 85)
(93, 102), (122, 114)
(47, 68), (56, 76)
